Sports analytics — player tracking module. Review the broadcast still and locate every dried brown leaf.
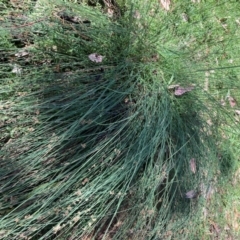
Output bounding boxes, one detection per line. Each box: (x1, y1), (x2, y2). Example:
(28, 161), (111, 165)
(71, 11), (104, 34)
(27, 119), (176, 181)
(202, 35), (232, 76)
(82, 178), (89, 185)
(15, 50), (29, 57)
(228, 96), (237, 108)
(189, 158), (196, 174)
(185, 190), (198, 199)
(88, 53), (104, 63)
(174, 85), (194, 96)
(159, 0), (171, 11)
(107, 8), (114, 17)
(235, 110), (240, 115)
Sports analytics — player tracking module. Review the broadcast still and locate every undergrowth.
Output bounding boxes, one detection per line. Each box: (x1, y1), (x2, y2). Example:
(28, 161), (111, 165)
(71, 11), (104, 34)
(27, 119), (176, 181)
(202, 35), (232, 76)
(1, 0), (240, 239)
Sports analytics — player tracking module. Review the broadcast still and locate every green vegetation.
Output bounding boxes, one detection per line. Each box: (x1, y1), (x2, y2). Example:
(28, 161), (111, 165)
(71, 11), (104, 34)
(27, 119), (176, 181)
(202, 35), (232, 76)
(1, 0), (240, 239)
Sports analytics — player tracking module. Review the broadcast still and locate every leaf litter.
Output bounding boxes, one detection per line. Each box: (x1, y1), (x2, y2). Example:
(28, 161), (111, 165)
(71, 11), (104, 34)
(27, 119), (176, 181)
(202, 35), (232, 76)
(88, 53), (104, 63)
(159, 0), (171, 11)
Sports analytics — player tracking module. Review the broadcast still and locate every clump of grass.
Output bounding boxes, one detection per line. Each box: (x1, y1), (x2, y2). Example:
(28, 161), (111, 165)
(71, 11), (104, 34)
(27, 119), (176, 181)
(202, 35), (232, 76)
(0, 0), (240, 239)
